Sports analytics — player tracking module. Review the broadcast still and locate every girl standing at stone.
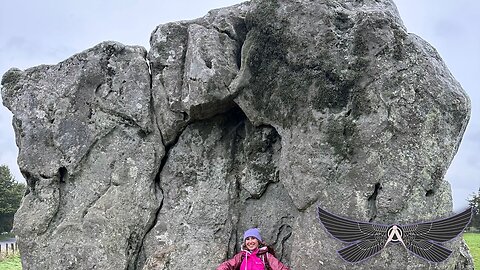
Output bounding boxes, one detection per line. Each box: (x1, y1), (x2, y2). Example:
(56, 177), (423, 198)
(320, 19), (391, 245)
(216, 228), (290, 270)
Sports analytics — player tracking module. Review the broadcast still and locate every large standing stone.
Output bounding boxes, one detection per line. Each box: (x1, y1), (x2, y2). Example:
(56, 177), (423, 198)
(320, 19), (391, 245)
(1, 0), (472, 269)
(2, 42), (164, 269)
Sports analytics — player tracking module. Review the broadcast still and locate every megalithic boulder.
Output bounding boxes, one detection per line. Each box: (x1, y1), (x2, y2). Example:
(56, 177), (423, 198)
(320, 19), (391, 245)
(1, 0), (472, 269)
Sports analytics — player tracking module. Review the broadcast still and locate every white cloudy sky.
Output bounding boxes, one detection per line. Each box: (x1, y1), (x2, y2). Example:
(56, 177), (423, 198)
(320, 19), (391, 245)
(0, 0), (478, 210)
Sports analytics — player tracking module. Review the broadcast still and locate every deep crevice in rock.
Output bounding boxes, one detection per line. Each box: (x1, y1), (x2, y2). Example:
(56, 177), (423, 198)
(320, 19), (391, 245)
(135, 104), (250, 269)
(131, 165), (164, 267)
(211, 21), (248, 70)
(130, 193), (164, 270)
(39, 173), (52, 179)
(227, 120), (294, 263)
(211, 25), (238, 43)
(368, 182), (382, 222)
(21, 170), (38, 195)
(345, 108), (352, 117)
(274, 223), (293, 261)
(58, 167), (67, 183)
(226, 178), (243, 257)
(225, 112), (248, 258)
(133, 78), (166, 270)
(41, 177), (63, 237)
(126, 230), (141, 270)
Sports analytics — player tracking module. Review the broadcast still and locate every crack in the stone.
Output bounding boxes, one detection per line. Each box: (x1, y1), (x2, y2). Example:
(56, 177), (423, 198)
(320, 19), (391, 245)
(274, 223), (292, 261)
(368, 182), (381, 222)
(178, 25), (189, 108)
(211, 25), (239, 43)
(129, 178), (164, 270)
(132, 109), (231, 268)
(38, 171), (65, 237)
(297, 199), (319, 213)
(21, 170), (39, 195)
(81, 181), (114, 219)
(207, 13), (247, 69)
(58, 167), (67, 183)
(425, 189), (434, 197)
(39, 164), (73, 236)
(41, 126), (119, 237)
(96, 105), (146, 131)
(224, 117), (246, 257)
(72, 126), (118, 174)
(148, 74), (162, 139)
(130, 57), (167, 269)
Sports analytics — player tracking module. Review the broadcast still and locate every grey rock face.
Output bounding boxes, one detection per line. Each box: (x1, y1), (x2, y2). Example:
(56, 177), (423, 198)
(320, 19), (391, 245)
(148, 3), (249, 145)
(139, 109), (295, 269)
(1, 0), (472, 269)
(2, 42), (164, 269)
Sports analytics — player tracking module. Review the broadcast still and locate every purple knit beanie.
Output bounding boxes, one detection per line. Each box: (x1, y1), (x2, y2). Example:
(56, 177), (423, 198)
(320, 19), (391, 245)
(243, 228), (262, 242)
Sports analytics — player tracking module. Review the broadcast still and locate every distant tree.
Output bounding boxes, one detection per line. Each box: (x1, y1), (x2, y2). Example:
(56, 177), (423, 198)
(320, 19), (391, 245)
(467, 188), (480, 230)
(0, 165), (25, 233)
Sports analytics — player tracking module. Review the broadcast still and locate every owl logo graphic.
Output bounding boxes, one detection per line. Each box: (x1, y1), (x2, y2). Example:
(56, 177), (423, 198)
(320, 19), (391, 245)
(317, 207), (473, 263)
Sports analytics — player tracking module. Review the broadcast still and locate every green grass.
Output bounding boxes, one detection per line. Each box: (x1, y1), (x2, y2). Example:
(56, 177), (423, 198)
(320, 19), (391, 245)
(464, 233), (480, 269)
(0, 253), (22, 270)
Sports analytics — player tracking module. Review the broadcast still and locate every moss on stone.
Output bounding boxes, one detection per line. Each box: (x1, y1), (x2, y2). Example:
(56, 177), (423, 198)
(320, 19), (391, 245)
(1, 68), (23, 87)
(326, 117), (357, 160)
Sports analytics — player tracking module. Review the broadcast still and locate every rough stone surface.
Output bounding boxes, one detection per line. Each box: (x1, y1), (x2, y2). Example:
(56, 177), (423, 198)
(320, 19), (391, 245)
(2, 42), (164, 269)
(148, 3), (249, 145)
(0, 0), (473, 269)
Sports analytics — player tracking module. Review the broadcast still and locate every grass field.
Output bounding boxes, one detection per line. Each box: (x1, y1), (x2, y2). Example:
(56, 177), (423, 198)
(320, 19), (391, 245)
(0, 254), (21, 270)
(464, 233), (479, 269)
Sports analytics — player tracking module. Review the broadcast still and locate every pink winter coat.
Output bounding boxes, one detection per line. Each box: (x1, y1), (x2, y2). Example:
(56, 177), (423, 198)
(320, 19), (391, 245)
(216, 247), (290, 270)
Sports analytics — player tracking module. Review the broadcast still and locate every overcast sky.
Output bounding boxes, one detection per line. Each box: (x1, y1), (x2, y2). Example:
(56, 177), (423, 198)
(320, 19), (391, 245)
(0, 0), (478, 211)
